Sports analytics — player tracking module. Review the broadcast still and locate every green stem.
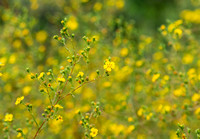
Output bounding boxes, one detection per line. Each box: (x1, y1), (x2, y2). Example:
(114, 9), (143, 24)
(30, 112), (39, 128)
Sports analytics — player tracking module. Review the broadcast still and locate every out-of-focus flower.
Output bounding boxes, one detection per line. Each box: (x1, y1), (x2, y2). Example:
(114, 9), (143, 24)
(4, 113), (13, 122)
(90, 128), (98, 137)
(104, 59), (115, 72)
(15, 96), (24, 105)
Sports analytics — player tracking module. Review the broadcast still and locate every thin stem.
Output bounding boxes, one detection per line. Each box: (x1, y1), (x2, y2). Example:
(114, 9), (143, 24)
(46, 88), (53, 106)
(30, 112), (39, 128)
(33, 119), (46, 139)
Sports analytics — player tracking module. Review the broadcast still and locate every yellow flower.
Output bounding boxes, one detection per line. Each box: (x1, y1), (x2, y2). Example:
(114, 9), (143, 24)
(4, 113), (13, 122)
(182, 54), (193, 64)
(38, 72), (44, 80)
(67, 16), (78, 30)
(160, 24), (165, 30)
(47, 72), (51, 75)
(128, 117), (133, 122)
(17, 132), (22, 138)
(54, 104), (63, 109)
(15, 96), (24, 105)
(77, 72), (84, 77)
(174, 28), (183, 39)
(0, 73), (2, 77)
(58, 77), (66, 83)
(126, 125), (135, 134)
(90, 128), (98, 138)
(173, 87), (186, 97)
(120, 48), (128, 57)
(67, 59), (72, 63)
(93, 2), (102, 11)
(56, 115), (63, 122)
(192, 93), (200, 102)
(116, 0), (124, 9)
(36, 30), (47, 43)
(137, 108), (144, 116)
(152, 73), (160, 82)
(23, 86), (31, 95)
(104, 60), (115, 72)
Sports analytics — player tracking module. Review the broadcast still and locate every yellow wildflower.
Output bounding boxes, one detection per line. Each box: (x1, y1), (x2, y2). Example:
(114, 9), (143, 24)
(94, 2), (102, 11)
(36, 30), (47, 42)
(4, 113), (13, 122)
(160, 24), (165, 30)
(67, 16), (78, 30)
(128, 117), (133, 122)
(120, 48), (128, 57)
(192, 93), (200, 102)
(67, 59), (72, 63)
(90, 128), (98, 138)
(0, 73), (2, 77)
(152, 73), (160, 82)
(54, 104), (63, 109)
(173, 87), (186, 97)
(126, 125), (135, 134)
(15, 96), (24, 105)
(104, 59), (115, 72)
(174, 28), (183, 39)
(58, 77), (66, 83)
(47, 72), (51, 75)
(56, 115), (63, 122)
(182, 54), (193, 64)
(38, 72), (44, 80)
(77, 72), (84, 77)
(137, 108), (144, 116)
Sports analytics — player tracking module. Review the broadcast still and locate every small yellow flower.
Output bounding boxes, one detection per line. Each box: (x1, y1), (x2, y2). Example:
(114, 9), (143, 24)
(128, 117), (133, 122)
(4, 113), (13, 122)
(104, 59), (115, 72)
(152, 73), (160, 82)
(90, 128), (98, 138)
(0, 73), (2, 77)
(47, 72), (51, 75)
(174, 28), (183, 39)
(192, 93), (200, 102)
(160, 24), (165, 30)
(77, 72), (84, 77)
(15, 96), (24, 105)
(54, 104), (63, 109)
(67, 59), (72, 63)
(36, 30), (47, 42)
(38, 72), (44, 80)
(17, 133), (22, 138)
(57, 77), (66, 83)
(56, 115), (63, 122)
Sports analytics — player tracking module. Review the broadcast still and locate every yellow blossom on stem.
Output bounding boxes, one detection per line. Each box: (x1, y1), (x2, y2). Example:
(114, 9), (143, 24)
(152, 73), (160, 82)
(90, 128), (98, 137)
(4, 113), (13, 122)
(77, 72), (84, 77)
(38, 72), (44, 80)
(104, 59), (115, 72)
(67, 59), (72, 63)
(54, 104), (63, 109)
(56, 115), (63, 122)
(15, 96), (24, 105)
(57, 77), (66, 83)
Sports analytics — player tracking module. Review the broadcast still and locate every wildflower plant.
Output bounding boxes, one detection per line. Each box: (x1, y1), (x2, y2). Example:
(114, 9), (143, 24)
(2, 18), (115, 139)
